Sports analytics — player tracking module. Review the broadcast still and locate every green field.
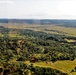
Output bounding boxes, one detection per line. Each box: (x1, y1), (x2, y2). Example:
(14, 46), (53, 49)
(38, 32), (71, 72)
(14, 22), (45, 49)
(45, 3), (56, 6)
(1, 24), (76, 36)
(10, 59), (76, 75)
(30, 60), (76, 75)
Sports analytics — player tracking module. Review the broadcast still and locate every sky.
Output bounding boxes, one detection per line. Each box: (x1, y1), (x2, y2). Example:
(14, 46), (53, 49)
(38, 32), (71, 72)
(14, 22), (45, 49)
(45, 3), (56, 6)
(0, 0), (76, 19)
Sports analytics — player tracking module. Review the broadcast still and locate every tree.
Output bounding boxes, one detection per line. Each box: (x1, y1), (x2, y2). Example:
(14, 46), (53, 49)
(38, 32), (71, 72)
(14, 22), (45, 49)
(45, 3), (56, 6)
(74, 67), (76, 70)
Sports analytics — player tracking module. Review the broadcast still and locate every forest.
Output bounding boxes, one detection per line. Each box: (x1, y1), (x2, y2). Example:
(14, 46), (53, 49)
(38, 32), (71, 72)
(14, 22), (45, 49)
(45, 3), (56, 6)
(0, 25), (76, 75)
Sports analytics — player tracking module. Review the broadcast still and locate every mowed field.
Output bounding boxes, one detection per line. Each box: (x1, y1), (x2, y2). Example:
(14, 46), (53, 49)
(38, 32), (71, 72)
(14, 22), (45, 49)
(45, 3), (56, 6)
(0, 23), (76, 36)
(29, 60), (76, 75)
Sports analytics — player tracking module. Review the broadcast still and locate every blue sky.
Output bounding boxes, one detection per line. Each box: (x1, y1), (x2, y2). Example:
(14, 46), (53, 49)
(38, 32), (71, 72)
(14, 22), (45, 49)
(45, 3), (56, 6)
(0, 0), (76, 19)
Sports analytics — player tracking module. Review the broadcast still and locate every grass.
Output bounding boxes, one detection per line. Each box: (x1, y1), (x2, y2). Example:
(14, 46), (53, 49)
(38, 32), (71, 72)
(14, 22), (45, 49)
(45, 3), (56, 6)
(0, 33), (4, 37)
(29, 59), (76, 75)
(8, 34), (18, 37)
(32, 61), (67, 73)
(64, 38), (76, 42)
(10, 60), (69, 74)
(0, 33), (21, 38)
(32, 62), (67, 73)
(54, 60), (76, 75)
(1, 24), (76, 36)
(45, 25), (76, 36)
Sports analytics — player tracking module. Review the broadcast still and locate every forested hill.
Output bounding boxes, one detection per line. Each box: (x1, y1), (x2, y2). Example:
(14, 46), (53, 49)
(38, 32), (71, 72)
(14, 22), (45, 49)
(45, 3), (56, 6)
(0, 19), (76, 27)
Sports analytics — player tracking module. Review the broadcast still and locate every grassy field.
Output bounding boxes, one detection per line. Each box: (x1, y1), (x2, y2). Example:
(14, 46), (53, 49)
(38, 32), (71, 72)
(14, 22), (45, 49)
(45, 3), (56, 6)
(30, 60), (76, 75)
(54, 60), (76, 75)
(11, 59), (76, 75)
(64, 38), (76, 42)
(10, 59), (76, 75)
(1, 23), (76, 36)
(0, 33), (4, 37)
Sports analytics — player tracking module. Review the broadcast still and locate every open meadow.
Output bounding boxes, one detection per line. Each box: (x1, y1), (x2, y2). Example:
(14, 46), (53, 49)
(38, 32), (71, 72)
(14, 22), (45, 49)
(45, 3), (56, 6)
(0, 23), (76, 36)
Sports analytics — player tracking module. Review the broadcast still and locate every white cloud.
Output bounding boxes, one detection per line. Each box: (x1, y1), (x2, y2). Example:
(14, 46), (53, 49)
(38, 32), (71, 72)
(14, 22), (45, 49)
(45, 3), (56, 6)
(0, 0), (76, 19)
(0, 0), (14, 4)
(58, 0), (76, 15)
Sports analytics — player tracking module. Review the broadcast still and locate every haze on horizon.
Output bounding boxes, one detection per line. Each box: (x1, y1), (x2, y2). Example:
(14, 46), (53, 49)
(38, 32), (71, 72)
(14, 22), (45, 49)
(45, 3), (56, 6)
(0, 0), (76, 19)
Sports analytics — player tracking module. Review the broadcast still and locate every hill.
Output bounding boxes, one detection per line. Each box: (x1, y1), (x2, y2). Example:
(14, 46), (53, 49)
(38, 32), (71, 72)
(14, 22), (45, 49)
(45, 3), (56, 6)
(0, 19), (76, 27)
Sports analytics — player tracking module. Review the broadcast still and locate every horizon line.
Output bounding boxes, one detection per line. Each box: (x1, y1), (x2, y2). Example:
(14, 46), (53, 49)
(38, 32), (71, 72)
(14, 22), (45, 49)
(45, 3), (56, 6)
(0, 18), (76, 20)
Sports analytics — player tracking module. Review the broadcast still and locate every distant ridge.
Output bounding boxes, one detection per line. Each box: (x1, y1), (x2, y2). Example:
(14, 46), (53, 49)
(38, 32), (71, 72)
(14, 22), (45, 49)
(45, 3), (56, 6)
(0, 19), (76, 27)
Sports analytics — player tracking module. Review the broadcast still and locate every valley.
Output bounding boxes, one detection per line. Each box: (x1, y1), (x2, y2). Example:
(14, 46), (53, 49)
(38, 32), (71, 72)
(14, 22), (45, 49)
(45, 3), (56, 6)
(0, 22), (76, 75)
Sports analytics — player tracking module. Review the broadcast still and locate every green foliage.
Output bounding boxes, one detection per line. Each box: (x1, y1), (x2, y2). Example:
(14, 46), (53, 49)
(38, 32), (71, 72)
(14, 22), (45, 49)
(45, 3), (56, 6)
(0, 26), (76, 75)
(31, 66), (68, 75)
